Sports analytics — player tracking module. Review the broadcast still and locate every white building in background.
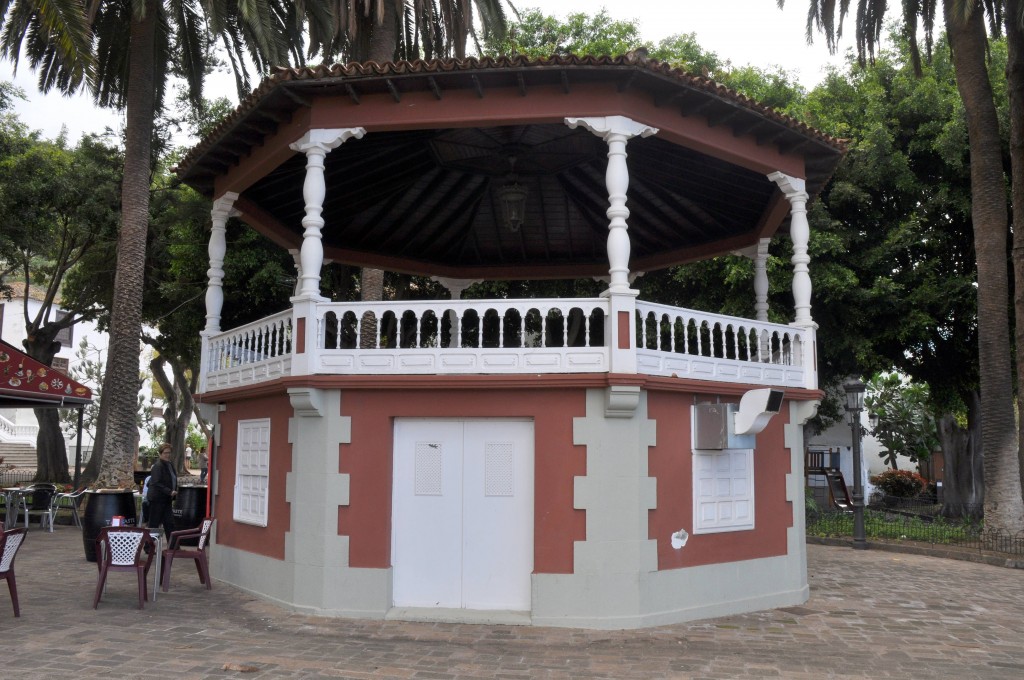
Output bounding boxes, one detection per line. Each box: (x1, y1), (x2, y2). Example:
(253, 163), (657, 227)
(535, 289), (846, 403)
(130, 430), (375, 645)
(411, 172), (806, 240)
(0, 285), (156, 465)
(806, 410), (917, 505)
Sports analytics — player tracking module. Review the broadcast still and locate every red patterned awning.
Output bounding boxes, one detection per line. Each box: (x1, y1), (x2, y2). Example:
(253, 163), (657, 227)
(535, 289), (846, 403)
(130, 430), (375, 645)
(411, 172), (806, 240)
(0, 339), (92, 408)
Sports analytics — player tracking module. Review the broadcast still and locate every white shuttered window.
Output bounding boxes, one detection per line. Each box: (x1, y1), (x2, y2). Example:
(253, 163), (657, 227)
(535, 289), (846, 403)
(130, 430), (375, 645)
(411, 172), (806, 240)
(234, 418), (271, 526)
(693, 449), (754, 534)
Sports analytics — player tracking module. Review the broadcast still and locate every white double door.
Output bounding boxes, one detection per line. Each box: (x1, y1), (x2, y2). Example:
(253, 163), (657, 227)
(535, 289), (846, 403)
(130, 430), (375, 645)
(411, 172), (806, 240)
(392, 419), (534, 611)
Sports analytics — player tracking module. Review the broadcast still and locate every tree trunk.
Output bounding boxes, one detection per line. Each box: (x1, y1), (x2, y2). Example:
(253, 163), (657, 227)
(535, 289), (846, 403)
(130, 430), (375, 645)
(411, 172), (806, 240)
(359, 268), (385, 348)
(22, 333), (70, 483)
(32, 408), (71, 483)
(357, 1), (398, 349)
(1006, 0), (1024, 499)
(937, 394), (984, 519)
(150, 353), (198, 475)
(94, 2), (158, 489)
(945, 1), (1024, 532)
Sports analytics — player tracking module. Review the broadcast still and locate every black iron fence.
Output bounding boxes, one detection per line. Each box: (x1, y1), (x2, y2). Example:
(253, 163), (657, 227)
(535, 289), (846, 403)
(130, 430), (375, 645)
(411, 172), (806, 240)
(0, 470), (37, 488)
(807, 503), (1024, 556)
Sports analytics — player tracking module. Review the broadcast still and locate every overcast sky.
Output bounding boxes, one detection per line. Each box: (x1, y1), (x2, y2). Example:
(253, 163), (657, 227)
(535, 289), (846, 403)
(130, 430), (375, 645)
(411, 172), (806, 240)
(1, 1), (861, 144)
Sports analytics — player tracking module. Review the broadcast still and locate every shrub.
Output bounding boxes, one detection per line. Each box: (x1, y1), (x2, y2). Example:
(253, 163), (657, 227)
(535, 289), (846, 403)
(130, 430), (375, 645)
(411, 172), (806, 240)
(870, 469), (926, 498)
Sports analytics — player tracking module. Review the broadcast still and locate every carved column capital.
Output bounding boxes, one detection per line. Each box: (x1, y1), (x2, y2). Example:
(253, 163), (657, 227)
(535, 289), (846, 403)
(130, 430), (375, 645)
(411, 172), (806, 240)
(290, 128), (366, 155)
(565, 115), (658, 141)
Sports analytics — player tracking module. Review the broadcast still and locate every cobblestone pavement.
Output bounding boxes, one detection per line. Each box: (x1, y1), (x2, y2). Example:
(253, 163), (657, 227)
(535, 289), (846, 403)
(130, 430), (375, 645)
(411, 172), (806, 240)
(2, 525), (1023, 679)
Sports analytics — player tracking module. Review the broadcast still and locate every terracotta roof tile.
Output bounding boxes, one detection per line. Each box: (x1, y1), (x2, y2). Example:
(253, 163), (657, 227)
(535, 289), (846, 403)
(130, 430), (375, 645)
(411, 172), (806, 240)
(176, 54), (845, 179)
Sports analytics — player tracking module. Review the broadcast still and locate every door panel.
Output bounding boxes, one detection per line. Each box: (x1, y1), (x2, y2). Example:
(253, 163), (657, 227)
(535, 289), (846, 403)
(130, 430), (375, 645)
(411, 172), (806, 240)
(392, 420), (463, 608)
(462, 421), (533, 610)
(392, 419), (533, 611)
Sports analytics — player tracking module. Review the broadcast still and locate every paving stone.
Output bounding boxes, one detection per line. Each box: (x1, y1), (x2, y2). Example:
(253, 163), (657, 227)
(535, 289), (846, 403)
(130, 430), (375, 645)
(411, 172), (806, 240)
(2, 526), (1023, 679)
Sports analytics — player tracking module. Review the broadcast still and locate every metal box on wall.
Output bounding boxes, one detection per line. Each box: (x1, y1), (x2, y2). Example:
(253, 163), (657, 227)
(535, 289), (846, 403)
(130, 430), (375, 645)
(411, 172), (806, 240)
(693, 403), (728, 449)
(692, 402), (757, 450)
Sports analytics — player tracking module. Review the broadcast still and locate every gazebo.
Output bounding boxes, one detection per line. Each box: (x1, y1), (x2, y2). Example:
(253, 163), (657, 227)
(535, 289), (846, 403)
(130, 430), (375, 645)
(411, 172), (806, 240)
(176, 53), (844, 629)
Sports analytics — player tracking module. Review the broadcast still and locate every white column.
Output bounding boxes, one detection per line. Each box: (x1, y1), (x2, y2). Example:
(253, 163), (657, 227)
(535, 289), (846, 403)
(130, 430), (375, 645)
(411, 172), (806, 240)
(768, 172), (814, 328)
(289, 128), (366, 302)
(199, 192), (238, 394)
(753, 237), (771, 322)
(204, 192), (238, 334)
(566, 116), (657, 375)
(566, 116), (658, 294)
(431, 277), (481, 300)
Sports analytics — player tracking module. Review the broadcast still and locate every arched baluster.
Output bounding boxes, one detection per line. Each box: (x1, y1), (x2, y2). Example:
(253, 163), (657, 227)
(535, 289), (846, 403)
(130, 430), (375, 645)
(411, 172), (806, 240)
(541, 313), (548, 348)
(562, 308), (570, 347)
(584, 310), (592, 347)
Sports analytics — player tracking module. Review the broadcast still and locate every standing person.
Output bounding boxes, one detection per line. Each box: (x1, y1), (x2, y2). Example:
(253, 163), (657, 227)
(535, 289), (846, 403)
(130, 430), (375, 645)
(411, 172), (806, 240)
(198, 446), (209, 484)
(147, 443), (177, 540)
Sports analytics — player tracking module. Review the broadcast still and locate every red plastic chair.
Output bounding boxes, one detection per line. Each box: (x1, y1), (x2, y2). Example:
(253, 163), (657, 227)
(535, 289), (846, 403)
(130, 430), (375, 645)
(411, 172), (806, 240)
(1, 527), (27, 617)
(161, 518), (214, 592)
(93, 527), (155, 609)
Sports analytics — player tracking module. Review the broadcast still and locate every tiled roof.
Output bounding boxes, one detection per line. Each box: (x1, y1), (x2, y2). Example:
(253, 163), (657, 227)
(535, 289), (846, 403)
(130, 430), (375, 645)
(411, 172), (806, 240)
(176, 53), (845, 180)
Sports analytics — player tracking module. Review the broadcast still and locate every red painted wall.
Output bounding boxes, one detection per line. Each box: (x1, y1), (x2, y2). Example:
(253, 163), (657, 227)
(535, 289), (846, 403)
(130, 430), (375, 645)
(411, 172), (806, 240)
(338, 388), (587, 573)
(214, 393), (293, 559)
(646, 390), (793, 569)
(209, 380), (798, 573)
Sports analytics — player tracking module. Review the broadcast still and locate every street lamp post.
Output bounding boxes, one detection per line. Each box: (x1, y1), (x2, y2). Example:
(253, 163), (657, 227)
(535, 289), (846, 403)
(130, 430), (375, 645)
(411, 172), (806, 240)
(844, 377), (868, 550)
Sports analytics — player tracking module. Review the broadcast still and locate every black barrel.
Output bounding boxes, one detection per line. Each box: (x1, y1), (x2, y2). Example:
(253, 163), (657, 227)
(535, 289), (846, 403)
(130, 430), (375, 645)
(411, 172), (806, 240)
(82, 490), (138, 562)
(173, 485), (208, 545)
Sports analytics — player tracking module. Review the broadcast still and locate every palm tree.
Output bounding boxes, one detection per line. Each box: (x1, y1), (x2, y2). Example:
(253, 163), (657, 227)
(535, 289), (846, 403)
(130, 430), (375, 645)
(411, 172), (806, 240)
(0, 1), (334, 488)
(1004, 0), (1024, 498)
(780, 0), (1024, 532)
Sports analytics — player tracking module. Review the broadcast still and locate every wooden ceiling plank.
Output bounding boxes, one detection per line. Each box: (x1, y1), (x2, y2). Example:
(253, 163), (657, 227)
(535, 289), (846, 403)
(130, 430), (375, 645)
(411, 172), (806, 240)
(433, 180), (490, 259)
(400, 174), (485, 257)
(375, 169), (454, 248)
(470, 75), (484, 98)
(343, 83), (361, 104)
(385, 78), (401, 103)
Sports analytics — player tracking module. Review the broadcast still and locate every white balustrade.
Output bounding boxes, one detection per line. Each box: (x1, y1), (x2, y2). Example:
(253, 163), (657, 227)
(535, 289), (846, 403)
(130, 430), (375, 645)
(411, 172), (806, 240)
(0, 414), (38, 444)
(198, 299), (813, 389)
(203, 311), (294, 390)
(634, 301), (813, 388)
(315, 298), (609, 375)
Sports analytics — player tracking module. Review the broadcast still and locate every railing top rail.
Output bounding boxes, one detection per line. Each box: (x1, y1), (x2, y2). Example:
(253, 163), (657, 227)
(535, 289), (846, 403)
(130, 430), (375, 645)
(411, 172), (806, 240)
(210, 309), (292, 339)
(316, 297), (608, 312)
(636, 301), (803, 334)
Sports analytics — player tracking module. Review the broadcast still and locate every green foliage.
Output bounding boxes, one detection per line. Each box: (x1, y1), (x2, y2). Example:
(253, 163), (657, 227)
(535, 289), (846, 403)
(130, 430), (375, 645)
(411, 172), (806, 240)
(806, 508), (982, 544)
(485, 8), (648, 57)
(866, 372), (939, 468)
(870, 469), (928, 498)
(185, 426), (206, 455)
(59, 338), (154, 443)
(798, 32), (983, 418)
